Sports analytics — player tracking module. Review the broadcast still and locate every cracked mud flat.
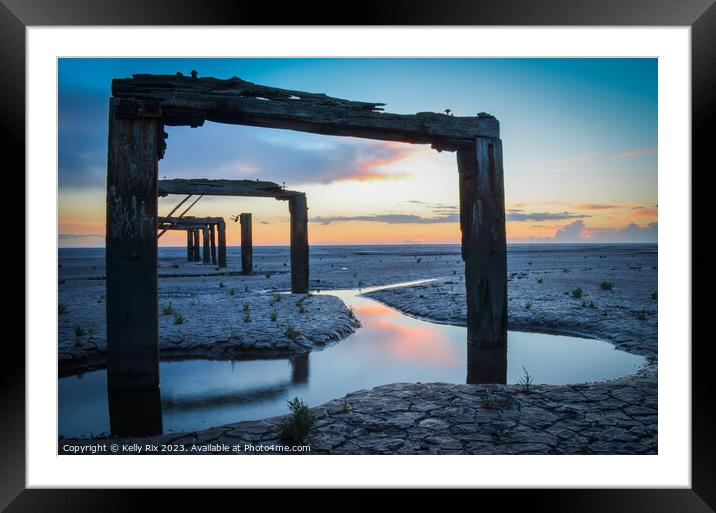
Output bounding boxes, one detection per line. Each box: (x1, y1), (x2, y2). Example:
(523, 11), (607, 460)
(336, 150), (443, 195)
(58, 243), (657, 454)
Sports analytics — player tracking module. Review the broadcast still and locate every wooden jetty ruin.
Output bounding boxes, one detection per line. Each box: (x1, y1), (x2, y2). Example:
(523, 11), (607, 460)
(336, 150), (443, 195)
(105, 73), (506, 395)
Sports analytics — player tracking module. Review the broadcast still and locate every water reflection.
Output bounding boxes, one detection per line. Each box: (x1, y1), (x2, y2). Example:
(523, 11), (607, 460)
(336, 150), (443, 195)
(60, 283), (646, 438)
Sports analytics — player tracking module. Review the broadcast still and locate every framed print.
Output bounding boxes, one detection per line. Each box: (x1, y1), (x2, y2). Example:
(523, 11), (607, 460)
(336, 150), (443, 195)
(3, 0), (714, 509)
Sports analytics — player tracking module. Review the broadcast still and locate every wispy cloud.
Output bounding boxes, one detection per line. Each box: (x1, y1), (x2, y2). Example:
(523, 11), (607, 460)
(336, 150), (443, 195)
(311, 213), (459, 225)
(507, 210), (591, 222)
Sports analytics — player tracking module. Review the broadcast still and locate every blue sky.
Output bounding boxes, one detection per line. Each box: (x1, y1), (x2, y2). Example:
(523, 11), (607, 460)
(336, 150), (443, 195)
(58, 58), (657, 246)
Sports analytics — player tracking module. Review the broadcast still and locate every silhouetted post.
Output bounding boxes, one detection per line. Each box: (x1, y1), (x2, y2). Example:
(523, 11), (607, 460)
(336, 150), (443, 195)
(240, 213), (253, 274)
(289, 193), (309, 293)
(202, 226), (210, 264)
(210, 223), (217, 265)
(186, 229), (193, 261)
(218, 220), (227, 268)
(457, 137), (507, 347)
(192, 229), (200, 261)
(105, 97), (161, 394)
(466, 343), (507, 384)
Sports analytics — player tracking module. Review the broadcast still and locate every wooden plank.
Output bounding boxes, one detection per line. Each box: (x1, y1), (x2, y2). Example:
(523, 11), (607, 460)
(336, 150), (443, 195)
(105, 98), (160, 391)
(289, 193), (309, 293)
(217, 221), (227, 268)
(240, 213), (253, 274)
(186, 229), (193, 261)
(202, 226), (210, 264)
(112, 75), (499, 149)
(159, 178), (297, 199)
(159, 215), (223, 225)
(457, 137), (507, 347)
(210, 224), (217, 265)
(192, 229), (200, 261)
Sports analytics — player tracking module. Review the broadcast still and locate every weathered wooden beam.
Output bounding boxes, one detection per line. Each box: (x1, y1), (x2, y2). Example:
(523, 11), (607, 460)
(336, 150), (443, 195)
(112, 75), (499, 150)
(240, 213), (253, 274)
(106, 97), (160, 393)
(288, 193), (309, 293)
(217, 221), (227, 268)
(457, 137), (507, 347)
(210, 224), (217, 265)
(186, 229), (193, 261)
(159, 215), (224, 225)
(192, 229), (200, 261)
(159, 179), (298, 199)
(202, 226), (210, 264)
(290, 353), (309, 384)
(466, 344), (507, 384)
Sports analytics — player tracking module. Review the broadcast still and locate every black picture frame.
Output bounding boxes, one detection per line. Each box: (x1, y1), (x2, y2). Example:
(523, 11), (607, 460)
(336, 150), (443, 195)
(3, 0), (713, 509)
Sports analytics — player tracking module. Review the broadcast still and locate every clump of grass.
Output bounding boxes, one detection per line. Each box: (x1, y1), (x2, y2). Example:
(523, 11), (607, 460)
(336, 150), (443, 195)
(243, 303), (251, 323)
(173, 313), (184, 325)
(519, 366), (534, 394)
(297, 299), (306, 313)
(96, 295), (104, 304)
(73, 325), (85, 337)
(342, 396), (351, 413)
(347, 307), (356, 320)
(416, 257), (422, 263)
(244, 285), (250, 293)
(190, 298), (198, 307)
(285, 326), (300, 339)
(229, 288), (235, 296)
(219, 281), (225, 288)
(270, 310), (278, 322)
(582, 301), (596, 309)
(279, 397), (315, 444)
(243, 302), (250, 312)
(651, 291), (658, 300)
(58, 303), (67, 315)
(265, 272), (272, 279)
(481, 388), (496, 409)
(600, 281), (613, 291)
(525, 302), (532, 310)
(570, 287), (583, 299)
(273, 292), (282, 303)
(537, 277), (543, 284)
(161, 303), (175, 316)
(172, 263), (179, 269)
(635, 310), (648, 320)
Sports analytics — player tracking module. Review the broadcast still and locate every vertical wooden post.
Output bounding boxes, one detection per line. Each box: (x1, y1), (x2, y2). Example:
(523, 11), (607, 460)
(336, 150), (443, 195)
(202, 226), (210, 264)
(218, 220), (227, 268)
(186, 229), (193, 261)
(457, 137), (507, 347)
(210, 223), (217, 265)
(240, 213), (253, 274)
(288, 193), (309, 293)
(192, 229), (200, 261)
(105, 98), (161, 393)
(290, 353), (309, 384)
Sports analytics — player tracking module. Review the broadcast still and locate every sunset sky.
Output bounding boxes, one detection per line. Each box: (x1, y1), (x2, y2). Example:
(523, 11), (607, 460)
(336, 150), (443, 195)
(58, 58), (657, 247)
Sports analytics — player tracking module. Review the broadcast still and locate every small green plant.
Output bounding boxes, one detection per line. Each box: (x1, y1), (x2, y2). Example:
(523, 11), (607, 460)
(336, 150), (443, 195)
(481, 389), (495, 409)
(525, 302), (532, 310)
(73, 325), (85, 337)
(265, 272), (272, 278)
(161, 303), (175, 315)
(219, 281), (225, 288)
(270, 310), (278, 322)
(173, 313), (184, 325)
(229, 288), (235, 296)
(285, 326), (300, 339)
(273, 293), (282, 303)
(297, 299), (305, 313)
(519, 366), (534, 394)
(416, 258), (422, 263)
(190, 298), (198, 307)
(651, 291), (658, 300)
(600, 281), (613, 291)
(342, 396), (351, 413)
(243, 302), (250, 312)
(244, 285), (250, 293)
(570, 287), (583, 299)
(635, 310), (648, 320)
(58, 303), (67, 315)
(279, 397), (315, 443)
(243, 311), (251, 323)
(537, 277), (543, 284)
(347, 307), (356, 320)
